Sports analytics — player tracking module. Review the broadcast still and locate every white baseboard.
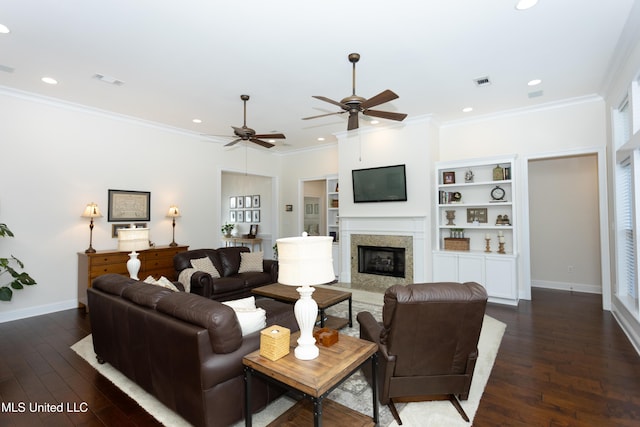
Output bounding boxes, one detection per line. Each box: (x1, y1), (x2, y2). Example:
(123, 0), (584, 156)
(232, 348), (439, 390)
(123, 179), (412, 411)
(0, 299), (78, 323)
(531, 279), (602, 294)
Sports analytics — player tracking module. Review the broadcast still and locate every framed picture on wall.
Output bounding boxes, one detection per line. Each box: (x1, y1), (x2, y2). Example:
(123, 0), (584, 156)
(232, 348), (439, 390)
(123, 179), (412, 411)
(237, 196), (244, 208)
(230, 211), (236, 222)
(237, 211), (244, 222)
(245, 210), (252, 223)
(245, 196), (252, 208)
(229, 197), (236, 209)
(108, 189), (151, 222)
(252, 210), (260, 222)
(252, 195), (260, 208)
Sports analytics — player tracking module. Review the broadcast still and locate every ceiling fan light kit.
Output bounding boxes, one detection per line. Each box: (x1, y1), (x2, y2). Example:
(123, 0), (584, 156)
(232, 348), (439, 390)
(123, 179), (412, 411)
(303, 52), (407, 131)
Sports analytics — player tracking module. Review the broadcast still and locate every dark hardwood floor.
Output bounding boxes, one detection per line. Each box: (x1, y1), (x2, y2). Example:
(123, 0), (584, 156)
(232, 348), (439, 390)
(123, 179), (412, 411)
(1, 288), (639, 426)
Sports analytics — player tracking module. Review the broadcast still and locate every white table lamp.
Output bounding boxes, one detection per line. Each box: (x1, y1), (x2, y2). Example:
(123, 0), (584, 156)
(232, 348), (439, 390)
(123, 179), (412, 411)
(118, 225), (150, 280)
(276, 233), (334, 360)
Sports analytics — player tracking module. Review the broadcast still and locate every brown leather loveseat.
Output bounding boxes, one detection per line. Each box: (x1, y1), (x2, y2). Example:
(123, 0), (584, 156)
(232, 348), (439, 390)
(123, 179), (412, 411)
(173, 247), (277, 301)
(87, 273), (298, 427)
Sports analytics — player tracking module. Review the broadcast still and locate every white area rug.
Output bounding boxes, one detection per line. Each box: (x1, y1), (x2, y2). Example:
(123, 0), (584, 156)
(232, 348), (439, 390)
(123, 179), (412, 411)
(71, 298), (505, 427)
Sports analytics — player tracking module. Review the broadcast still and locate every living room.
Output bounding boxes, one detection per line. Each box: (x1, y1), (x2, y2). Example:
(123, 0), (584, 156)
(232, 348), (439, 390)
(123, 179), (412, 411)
(1, 1), (640, 350)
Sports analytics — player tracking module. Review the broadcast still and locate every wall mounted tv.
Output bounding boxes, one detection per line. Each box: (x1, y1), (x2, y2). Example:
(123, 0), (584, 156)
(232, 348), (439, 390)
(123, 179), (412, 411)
(352, 164), (407, 203)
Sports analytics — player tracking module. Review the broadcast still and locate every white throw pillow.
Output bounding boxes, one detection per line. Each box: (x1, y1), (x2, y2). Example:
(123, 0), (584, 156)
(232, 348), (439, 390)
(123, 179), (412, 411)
(190, 256), (221, 278)
(223, 297), (266, 336)
(238, 251), (264, 273)
(143, 275), (179, 292)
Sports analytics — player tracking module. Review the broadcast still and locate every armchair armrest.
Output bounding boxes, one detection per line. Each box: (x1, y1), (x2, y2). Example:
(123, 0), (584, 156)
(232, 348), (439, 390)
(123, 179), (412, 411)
(357, 311), (394, 363)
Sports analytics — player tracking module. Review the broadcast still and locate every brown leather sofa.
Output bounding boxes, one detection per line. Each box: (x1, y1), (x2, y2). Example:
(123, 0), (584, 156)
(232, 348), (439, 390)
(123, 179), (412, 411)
(173, 247), (277, 301)
(87, 273), (298, 427)
(357, 282), (488, 424)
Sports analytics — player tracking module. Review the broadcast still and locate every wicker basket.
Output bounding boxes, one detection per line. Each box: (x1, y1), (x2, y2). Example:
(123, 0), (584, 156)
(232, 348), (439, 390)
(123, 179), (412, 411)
(260, 325), (290, 361)
(444, 238), (470, 251)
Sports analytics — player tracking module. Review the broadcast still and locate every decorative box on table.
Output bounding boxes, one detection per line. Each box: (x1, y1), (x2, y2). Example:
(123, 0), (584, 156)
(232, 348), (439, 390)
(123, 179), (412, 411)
(313, 327), (339, 347)
(260, 325), (290, 361)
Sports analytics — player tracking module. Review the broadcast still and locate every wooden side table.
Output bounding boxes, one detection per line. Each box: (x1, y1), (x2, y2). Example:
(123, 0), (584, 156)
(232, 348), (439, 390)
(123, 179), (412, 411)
(243, 330), (378, 426)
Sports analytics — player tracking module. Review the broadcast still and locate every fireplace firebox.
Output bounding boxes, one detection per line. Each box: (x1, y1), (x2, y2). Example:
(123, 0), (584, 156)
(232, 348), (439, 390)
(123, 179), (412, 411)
(357, 245), (405, 278)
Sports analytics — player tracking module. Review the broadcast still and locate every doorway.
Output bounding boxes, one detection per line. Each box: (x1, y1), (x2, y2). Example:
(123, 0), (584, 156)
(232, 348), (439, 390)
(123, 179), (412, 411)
(523, 148), (610, 309)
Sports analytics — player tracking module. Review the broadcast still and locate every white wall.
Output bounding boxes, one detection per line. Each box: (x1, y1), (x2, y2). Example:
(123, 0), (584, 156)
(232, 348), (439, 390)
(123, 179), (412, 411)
(441, 97), (608, 301)
(0, 90), (281, 322)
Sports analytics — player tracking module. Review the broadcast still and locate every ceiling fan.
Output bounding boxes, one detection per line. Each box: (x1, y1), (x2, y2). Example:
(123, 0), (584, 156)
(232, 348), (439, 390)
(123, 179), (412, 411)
(303, 53), (407, 131)
(223, 94), (286, 148)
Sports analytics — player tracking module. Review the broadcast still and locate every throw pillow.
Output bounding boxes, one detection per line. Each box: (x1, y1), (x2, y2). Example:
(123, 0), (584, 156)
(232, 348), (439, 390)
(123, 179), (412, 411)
(223, 296), (266, 336)
(143, 275), (179, 292)
(191, 256), (221, 278)
(238, 251), (264, 273)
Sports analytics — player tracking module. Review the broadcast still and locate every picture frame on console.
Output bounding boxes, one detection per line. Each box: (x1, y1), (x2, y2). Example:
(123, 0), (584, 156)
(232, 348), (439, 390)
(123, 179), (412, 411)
(108, 189), (151, 222)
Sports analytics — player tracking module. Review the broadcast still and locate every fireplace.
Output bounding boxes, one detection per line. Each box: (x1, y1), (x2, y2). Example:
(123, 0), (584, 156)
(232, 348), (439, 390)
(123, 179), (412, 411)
(358, 245), (405, 278)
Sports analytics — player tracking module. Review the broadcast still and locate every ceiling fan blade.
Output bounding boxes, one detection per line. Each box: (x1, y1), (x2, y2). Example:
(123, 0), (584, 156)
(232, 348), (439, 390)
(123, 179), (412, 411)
(302, 111), (346, 120)
(250, 138), (275, 148)
(363, 109), (408, 122)
(253, 133), (286, 139)
(360, 89), (399, 110)
(225, 138), (242, 147)
(347, 113), (359, 131)
(312, 95), (349, 109)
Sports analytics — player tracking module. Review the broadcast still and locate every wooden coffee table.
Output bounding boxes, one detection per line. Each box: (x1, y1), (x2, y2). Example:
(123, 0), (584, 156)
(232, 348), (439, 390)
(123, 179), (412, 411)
(252, 283), (353, 330)
(243, 330), (378, 427)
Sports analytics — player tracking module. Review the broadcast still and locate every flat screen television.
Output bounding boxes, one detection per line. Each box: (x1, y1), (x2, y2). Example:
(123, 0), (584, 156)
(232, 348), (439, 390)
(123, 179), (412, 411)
(352, 164), (407, 203)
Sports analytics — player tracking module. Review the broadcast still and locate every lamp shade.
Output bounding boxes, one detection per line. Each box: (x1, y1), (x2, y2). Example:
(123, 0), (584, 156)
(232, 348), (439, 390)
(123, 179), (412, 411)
(81, 202), (102, 218)
(276, 235), (334, 287)
(117, 226), (150, 252)
(167, 205), (181, 218)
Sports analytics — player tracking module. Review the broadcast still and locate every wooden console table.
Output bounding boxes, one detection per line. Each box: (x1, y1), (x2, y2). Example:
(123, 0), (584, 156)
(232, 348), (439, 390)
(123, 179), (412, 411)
(77, 244), (188, 309)
(221, 236), (263, 252)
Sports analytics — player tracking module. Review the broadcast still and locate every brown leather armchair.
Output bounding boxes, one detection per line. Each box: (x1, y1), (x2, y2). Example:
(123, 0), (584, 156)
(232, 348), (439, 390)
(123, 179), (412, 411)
(357, 282), (488, 425)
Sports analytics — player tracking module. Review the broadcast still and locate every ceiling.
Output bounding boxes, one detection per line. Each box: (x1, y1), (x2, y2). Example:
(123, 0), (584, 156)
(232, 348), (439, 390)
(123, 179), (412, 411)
(0, 1), (636, 152)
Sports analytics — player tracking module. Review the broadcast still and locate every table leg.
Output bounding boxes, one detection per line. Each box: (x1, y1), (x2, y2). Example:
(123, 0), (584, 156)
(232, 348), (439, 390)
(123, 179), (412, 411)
(313, 397), (323, 427)
(319, 308), (325, 327)
(348, 296), (353, 327)
(371, 353), (379, 425)
(244, 367), (252, 427)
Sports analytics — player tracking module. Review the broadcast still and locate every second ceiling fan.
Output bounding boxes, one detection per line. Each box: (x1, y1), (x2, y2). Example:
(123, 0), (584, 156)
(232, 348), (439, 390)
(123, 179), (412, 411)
(224, 94), (286, 148)
(303, 53), (407, 131)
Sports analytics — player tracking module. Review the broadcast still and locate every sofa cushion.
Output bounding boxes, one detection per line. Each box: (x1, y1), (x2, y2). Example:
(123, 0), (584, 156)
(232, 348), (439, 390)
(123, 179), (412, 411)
(218, 247), (248, 277)
(92, 273), (137, 296)
(191, 256), (221, 278)
(222, 296), (266, 336)
(155, 292), (243, 354)
(238, 251), (264, 273)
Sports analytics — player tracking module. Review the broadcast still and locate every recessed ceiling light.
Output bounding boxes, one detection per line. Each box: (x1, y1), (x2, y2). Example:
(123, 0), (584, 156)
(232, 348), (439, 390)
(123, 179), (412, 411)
(192, 118), (202, 124)
(317, 137), (325, 141)
(370, 120), (379, 125)
(41, 77), (58, 85)
(462, 107), (473, 113)
(516, 0), (538, 10)
(528, 79), (542, 86)
(0, 24), (10, 34)
(267, 139), (275, 143)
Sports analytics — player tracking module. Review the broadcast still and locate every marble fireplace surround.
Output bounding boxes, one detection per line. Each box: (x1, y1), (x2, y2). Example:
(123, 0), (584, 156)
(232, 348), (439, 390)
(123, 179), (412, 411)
(340, 216), (427, 292)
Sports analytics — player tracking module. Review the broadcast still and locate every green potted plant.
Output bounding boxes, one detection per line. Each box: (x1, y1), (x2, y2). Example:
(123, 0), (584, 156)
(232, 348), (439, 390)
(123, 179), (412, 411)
(221, 223), (234, 237)
(1, 223), (37, 301)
